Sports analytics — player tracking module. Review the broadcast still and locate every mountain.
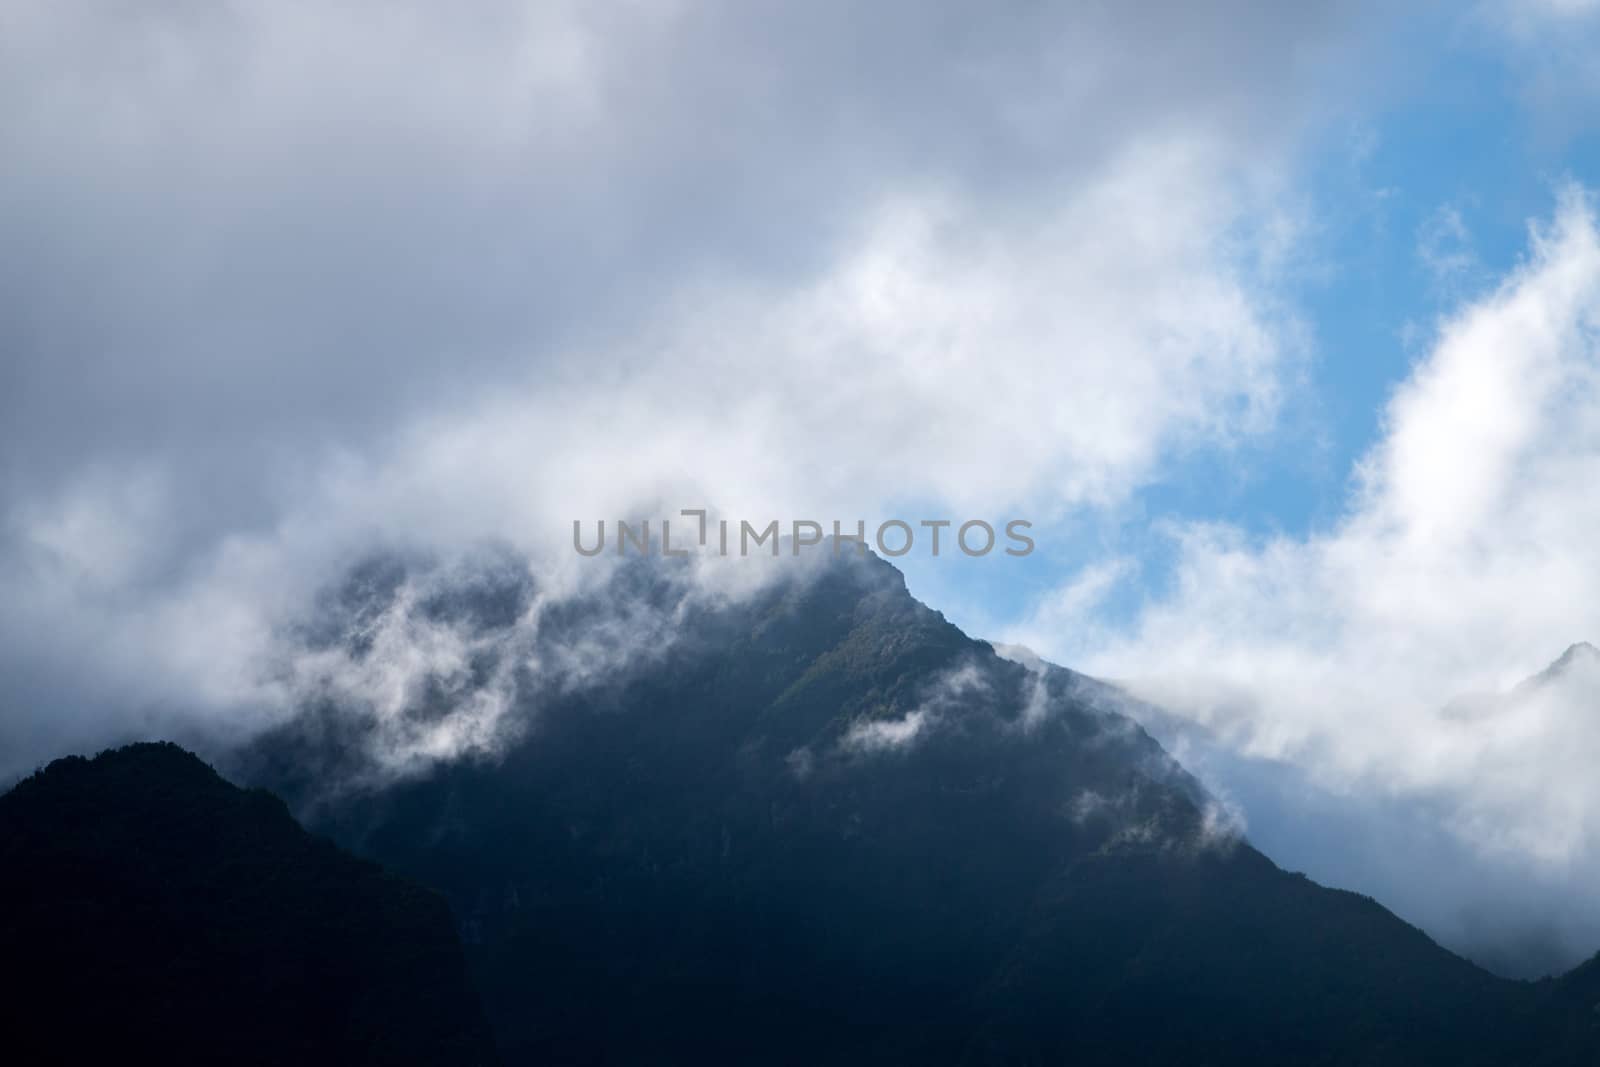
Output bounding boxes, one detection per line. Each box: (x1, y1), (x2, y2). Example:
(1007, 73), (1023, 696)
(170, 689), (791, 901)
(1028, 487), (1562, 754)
(1517, 641), (1600, 693)
(230, 549), (1600, 1064)
(1124, 638), (1600, 981)
(0, 742), (497, 1065)
(1542, 950), (1600, 1061)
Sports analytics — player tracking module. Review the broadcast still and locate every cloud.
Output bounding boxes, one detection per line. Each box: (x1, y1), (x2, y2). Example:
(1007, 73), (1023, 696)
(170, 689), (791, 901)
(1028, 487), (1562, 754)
(1012, 186), (1600, 972)
(1477, 0), (1600, 141)
(842, 660), (990, 754)
(1417, 203), (1483, 294)
(843, 709), (930, 754)
(0, 1), (1371, 775)
(1491, 0), (1600, 25)
(0, 0), (1344, 500)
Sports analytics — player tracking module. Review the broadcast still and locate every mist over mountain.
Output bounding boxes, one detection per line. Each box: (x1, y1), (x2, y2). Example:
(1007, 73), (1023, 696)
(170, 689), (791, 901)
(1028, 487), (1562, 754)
(203, 549), (1600, 1063)
(1135, 640), (1600, 980)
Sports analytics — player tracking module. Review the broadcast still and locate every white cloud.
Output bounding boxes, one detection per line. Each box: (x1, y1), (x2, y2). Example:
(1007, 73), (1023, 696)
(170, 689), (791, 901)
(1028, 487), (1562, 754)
(1417, 204), (1482, 294)
(1012, 186), (1600, 969)
(0, 1), (1354, 774)
(842, 661), (992, 754)
(843, 709), (930, 754)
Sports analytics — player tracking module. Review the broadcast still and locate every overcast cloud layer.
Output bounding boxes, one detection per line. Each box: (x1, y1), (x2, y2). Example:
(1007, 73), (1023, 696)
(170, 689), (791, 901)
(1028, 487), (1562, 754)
(0, 0), (1367, 764)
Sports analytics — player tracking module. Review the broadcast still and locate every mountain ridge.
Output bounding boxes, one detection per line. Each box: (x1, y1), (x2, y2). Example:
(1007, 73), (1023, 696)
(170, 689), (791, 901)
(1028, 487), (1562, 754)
(227, 549), (1600, 1063)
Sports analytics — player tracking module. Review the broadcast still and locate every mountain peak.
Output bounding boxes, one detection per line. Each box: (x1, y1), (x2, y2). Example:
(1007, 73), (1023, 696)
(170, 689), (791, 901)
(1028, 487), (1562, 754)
(1505, 641), (1600, 699)
(1547, 641), (1600, 677)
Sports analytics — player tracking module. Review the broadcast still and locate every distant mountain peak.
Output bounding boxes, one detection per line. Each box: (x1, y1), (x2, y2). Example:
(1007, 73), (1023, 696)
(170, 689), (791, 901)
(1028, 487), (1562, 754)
(1537, 641), (1600, 683)
(1556, 640), (1600, 665)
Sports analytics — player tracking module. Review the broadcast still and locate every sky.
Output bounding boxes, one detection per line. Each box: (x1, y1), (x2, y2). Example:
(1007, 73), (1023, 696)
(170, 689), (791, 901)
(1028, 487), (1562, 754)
(6, 0), (1600, 974)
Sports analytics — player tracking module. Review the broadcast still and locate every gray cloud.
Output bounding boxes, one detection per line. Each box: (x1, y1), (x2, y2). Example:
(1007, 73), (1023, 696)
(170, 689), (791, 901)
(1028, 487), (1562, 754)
(0, 0), (1384, 775)
(1, 0), (1357, 489)
(0, 0), (1373, 494)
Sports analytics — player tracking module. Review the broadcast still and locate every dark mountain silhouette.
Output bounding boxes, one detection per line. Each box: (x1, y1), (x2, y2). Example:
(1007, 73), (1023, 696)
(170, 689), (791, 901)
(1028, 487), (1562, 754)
(0, 742), (497, 1065)
(230, 549), (1600, 1064)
